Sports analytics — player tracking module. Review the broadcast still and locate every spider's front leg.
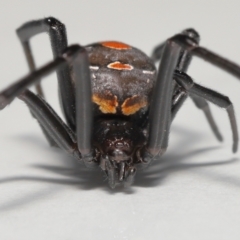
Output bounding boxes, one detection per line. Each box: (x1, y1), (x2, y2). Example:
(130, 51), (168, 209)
(139, 31), (240, 168)
(0, 45), (96, 167)
(136, 41), (182, 168)
(168, 33), (240, 152)
(152, 29), (223, 142)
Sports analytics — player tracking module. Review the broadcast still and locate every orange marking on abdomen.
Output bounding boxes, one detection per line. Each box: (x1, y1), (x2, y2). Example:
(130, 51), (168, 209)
(107, 61), (133, 70)
(101, 41), (131, 50)
(92, 93), (118, 114)
(121, 95), (147, 115)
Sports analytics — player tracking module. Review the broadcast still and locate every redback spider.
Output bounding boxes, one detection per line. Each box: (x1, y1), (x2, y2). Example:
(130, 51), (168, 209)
(0, 17), (239, 188)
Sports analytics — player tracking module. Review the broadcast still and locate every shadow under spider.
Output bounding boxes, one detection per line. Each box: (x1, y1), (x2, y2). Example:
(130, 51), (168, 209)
(0, 125), (239, 192)
(0, 125), (239, 211)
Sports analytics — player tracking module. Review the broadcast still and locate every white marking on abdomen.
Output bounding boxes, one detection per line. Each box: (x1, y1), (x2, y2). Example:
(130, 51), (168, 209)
(90, 66), (99, 70)
(143, 70), (155, 74)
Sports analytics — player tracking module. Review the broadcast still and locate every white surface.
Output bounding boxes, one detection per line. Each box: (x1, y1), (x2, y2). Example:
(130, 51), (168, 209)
(0, 1), (240, 239)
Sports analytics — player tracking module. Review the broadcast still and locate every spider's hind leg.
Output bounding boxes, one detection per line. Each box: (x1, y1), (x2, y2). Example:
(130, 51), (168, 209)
(174, 71), (238, 153)
(171, 80), (223, 142)
(190, 95), (223, 142)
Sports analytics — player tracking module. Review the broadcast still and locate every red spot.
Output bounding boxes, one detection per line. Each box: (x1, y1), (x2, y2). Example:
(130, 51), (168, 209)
(108, 61), (133, 70)
(101, 41), (131, 50)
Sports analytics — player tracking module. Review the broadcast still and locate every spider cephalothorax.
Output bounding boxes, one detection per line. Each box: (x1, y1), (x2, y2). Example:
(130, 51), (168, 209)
(92, 118), (146, 187)
(0, 17), (239, 189)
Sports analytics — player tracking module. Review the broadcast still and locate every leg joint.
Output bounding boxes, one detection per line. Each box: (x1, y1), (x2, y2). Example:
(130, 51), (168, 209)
(168, 34), (198, 52)
(43, 17), (65, 32)
(62, 44), (87, 64)
(174, 70), (194, 90)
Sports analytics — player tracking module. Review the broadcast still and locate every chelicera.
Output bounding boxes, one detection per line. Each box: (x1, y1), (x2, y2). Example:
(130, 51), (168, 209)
(0, 17), (239, 188)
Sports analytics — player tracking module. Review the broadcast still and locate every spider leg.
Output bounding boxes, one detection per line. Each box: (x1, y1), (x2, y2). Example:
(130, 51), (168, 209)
(170, 34), (240, 79)
(152, 29), (222, 140)
(171, 86), (188, 120)
(145, 35), (202, 157)
(16, 17), (75, 130)
(139, 32), (240, 166)
(136, 41), (184, 169)
(35, 115), (60, 147)
(151, 28), (200, 66)
(144, 40), (182, 158)
(190, 95), (223, 141)
(174, 71), (238, 153)
(151, 42), (165, 62)
(0, 57), (65, 108)
(19, 89), (80, 159)
(169, 76), (223, 144)
(124, 167), (136, 188)
(0, 45), (95, 166)
(105, 157), (117, 189)
(171, 78), (223, 142)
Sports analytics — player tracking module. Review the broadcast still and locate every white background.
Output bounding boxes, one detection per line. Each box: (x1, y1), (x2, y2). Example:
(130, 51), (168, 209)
(0, 0), (240, 239)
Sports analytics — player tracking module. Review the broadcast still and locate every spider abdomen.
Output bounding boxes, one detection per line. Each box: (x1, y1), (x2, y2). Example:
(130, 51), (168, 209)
(84, 41), (157, 116)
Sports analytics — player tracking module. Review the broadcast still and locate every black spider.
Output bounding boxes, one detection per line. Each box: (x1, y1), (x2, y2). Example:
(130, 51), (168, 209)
(0, 17), (239, 188)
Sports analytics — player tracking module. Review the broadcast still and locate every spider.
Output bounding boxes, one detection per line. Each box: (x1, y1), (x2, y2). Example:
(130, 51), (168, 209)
(0, 17), (239, 188)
